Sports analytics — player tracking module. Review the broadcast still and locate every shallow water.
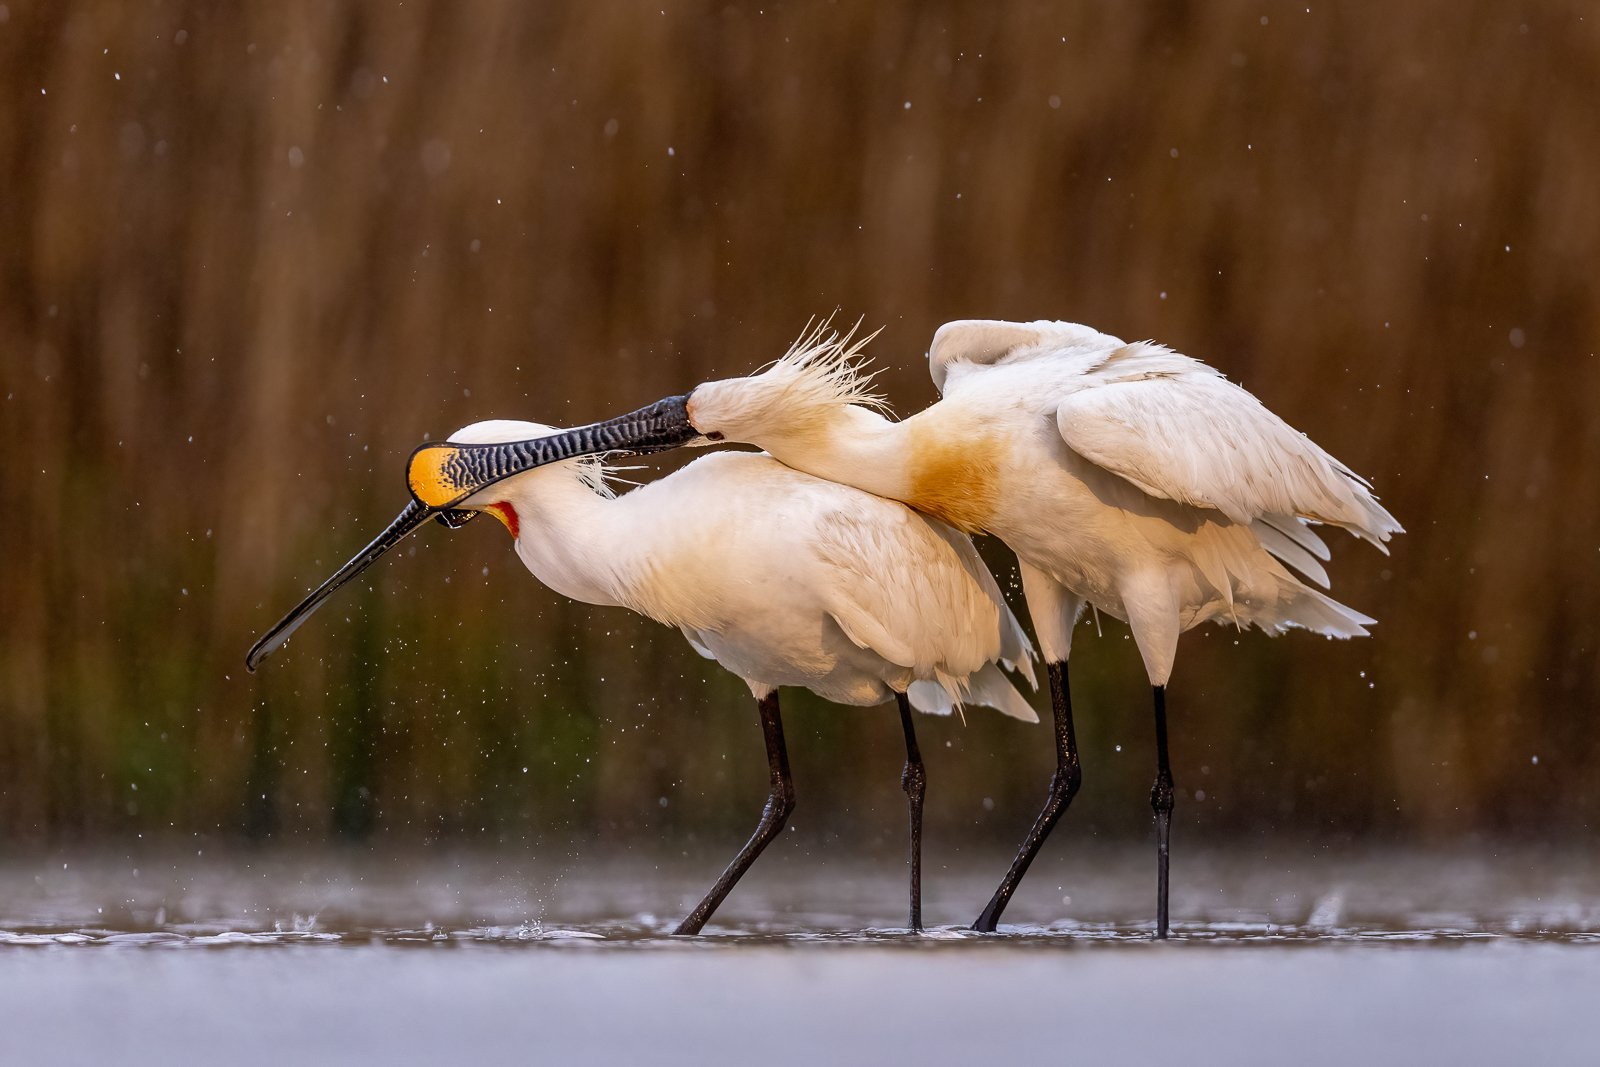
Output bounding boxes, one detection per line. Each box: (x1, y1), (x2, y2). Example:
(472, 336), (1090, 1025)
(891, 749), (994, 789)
(2, 844), (1594, 1064)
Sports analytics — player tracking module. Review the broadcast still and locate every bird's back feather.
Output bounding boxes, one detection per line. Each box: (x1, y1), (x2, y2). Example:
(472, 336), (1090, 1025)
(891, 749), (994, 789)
(930, 319), (1400, 549)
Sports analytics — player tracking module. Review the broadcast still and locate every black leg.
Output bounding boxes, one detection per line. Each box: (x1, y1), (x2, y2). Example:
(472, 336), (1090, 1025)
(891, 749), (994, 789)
(1150, 684), (1174, 939)
(973, 660), (1082, 932)
(673, 691), (795, 935)
(897, 693), (926, 932)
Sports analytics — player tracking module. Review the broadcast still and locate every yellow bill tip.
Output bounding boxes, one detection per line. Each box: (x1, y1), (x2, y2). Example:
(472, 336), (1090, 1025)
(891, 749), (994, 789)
(408, 443), (474, 508)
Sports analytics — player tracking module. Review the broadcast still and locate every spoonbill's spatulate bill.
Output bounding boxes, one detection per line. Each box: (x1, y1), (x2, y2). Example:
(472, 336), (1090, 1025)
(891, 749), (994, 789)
(248, 419), (1038, 934)
(448, 320), (1402, 938)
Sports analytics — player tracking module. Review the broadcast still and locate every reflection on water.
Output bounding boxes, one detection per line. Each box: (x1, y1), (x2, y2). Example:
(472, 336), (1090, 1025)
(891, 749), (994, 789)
(2, 843), (1595, 948)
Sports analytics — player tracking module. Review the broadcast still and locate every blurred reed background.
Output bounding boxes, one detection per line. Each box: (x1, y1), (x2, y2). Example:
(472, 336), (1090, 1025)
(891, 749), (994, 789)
(1, 1), (1595, 852)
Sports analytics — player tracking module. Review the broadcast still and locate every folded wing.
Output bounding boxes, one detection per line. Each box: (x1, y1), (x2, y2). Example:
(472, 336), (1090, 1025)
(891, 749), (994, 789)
(1054, 344), (1402, 550)
(810, 503), (1039, 722)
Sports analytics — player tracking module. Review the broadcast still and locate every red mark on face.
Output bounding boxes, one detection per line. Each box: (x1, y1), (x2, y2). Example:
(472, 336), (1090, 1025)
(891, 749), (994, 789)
(487, 501), (520, 539)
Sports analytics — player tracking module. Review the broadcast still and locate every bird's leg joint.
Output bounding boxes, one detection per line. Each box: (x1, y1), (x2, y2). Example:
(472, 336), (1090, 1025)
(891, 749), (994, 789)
(764, 785), (797, 829)
(900, 758), (927, 800)
(1051, 760), (1083, 804)
(1149, 769), (1175, 816)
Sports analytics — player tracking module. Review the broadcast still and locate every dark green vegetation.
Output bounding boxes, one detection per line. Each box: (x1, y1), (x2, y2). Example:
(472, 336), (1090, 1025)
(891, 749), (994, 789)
(1, 3), (1595, 845)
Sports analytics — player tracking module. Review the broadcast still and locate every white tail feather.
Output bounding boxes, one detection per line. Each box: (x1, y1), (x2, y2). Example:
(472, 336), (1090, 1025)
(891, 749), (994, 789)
(1265, 580), (1376, 639)
(1252, 519), (1332, 589)
(907, 662), (1038, 723)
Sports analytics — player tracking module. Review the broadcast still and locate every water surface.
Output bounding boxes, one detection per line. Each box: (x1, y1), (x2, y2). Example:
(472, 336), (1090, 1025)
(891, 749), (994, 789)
(2, 845), (1593, 1064)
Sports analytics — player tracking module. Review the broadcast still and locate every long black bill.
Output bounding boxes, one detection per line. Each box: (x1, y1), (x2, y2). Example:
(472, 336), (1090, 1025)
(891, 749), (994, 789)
(245, 498), (438, 672)
(407, 394), (696, 510)
(248, 394), (695, 672)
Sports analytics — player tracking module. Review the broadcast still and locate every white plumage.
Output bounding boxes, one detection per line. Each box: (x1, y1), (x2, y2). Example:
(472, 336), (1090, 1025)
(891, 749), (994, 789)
(691, 319), (1399, 685)
(448, 420), (1037, 720)
(358, 317), (1401, 938)
(444, 419), (1037, 934)
(247, 415), (1038, 936)
(676, 317), (1401, 935)
(922, 319), (1401, 680)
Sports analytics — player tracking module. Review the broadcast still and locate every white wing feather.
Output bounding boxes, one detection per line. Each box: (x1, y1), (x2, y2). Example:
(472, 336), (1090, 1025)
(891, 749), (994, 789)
(927, 320), (1400, 586)
(1051, 345), (1402, 547)
(1062, 367), (1401, 547)
(811, 505), (1038, 722)
(917, 517), (1039, 689)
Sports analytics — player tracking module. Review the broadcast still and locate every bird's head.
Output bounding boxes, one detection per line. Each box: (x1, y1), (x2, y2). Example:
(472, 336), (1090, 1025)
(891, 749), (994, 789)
(683, 319), (885, 447)
(245, 417), (640, 672)
(422, 419), (623, 538)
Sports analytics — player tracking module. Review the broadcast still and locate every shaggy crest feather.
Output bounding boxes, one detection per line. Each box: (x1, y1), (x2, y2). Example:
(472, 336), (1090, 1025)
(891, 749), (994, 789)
(754, 316), (891, 418)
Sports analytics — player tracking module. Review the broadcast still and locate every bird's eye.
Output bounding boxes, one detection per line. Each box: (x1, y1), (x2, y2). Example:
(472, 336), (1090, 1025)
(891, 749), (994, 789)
(705, 431), (725, 441)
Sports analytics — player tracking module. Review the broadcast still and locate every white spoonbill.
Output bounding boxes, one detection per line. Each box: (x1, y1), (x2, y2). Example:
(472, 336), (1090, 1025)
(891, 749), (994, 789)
(248, 420), (1038, 934)
(414, 321), (1403, 936)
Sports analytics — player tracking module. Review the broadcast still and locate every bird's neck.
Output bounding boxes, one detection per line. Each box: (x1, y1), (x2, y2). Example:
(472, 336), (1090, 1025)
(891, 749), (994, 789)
(500, 478), (638, 610)
(758, 404), (999, 534)
(757, 404), (913, 495)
